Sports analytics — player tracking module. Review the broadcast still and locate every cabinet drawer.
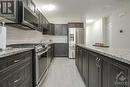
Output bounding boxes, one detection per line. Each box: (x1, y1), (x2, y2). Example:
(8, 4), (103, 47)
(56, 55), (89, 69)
(9, 67), (25, 87)
(0, 51), (32, 71)
(0, 64), (25, 87)
(7, 51), (32, 68)
(0, 60), (32, 87)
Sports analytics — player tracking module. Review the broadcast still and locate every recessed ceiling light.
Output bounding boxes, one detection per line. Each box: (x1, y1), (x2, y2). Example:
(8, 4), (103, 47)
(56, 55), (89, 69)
(43, 4), (56, 11)
(86, 19), (94, 24)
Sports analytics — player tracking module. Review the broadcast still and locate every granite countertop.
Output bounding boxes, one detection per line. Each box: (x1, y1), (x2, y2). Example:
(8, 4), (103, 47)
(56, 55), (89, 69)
(77, 44), (130, 65)
(0, 48), (33, 58)
(0, 41), (54, 58)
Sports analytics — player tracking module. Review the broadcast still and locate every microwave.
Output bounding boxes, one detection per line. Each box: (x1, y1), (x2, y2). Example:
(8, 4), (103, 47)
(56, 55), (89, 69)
(1, 0), (39, 30)
(17, 0), (39, 30)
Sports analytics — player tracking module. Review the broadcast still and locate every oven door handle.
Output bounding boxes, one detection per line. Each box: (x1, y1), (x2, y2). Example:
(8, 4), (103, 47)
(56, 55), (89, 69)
(37, 47), (50, 56)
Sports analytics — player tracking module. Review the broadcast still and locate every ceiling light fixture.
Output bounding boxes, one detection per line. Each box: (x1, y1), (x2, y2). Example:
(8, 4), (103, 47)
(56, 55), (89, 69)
(43, 4), (56, 11)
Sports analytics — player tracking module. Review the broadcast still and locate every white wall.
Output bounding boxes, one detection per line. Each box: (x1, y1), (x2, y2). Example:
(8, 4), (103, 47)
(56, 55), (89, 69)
(109, 1), (130, 49)
(86, 18), (104, 45)
(86, 1), (130, 49)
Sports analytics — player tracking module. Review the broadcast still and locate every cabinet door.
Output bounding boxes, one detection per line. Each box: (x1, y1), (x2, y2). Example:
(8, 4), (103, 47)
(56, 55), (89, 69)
(54, 24), (63, 35)
(0, 65), (25, 87)
(24, 62), (32, 86)
(78, 47), (83, 75)
(76, 23), (84, 28)
(49, 24), (55, 35)
(102, 57), (130, 87)
(50, 44), (54, 62)
(54, 43), (68, 57)
(54, 24), (68, 35)
(82, 49), (88, 86)
(0, 76), (10, 87)
(88, 51), (101, 87)
(47, 47), (52, 66)
(75, 46), (79, 67)
(62, 24), (68, 35)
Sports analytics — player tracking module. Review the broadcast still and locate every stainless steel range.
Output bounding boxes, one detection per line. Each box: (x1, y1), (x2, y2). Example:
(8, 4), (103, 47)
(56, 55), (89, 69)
(34, 44), (50, 87)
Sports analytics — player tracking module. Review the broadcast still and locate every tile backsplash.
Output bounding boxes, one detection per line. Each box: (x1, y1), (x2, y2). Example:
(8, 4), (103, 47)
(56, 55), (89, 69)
(6, 26), (43, 45)
(6, 26), (68, 45)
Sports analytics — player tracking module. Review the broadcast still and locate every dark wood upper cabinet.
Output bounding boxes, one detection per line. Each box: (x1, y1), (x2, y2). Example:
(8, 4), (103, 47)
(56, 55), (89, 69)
(48, 23), (55, 35)
(35, 8), (50, 33)
(54, 24), (68, 36)
(0, 0), (50, 32)
(62, 24), (68, 35)
(68, 22), (84, 28)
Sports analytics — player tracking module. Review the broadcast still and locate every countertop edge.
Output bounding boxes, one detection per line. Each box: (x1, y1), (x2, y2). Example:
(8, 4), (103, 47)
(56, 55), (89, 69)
(76, 44), (130, 65)
(0, 48), (33, 58)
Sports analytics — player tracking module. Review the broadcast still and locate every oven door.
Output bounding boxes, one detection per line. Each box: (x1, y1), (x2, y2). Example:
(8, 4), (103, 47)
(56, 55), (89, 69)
(36, 48), (48, 85)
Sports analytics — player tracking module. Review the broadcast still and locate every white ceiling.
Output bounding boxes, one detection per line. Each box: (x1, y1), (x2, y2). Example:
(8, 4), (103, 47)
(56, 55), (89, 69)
(33, 0), (130, 23)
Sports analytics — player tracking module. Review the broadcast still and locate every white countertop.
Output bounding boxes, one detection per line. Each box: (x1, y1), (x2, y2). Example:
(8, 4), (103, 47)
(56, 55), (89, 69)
(77, 44), (130, 65)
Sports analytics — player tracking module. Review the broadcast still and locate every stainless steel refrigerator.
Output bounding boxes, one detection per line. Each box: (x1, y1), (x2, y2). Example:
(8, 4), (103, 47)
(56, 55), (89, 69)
(69, 28), (84, 59)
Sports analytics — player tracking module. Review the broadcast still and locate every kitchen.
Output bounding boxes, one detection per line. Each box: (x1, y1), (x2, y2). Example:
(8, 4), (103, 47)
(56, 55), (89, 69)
(0, 0), (130, 87)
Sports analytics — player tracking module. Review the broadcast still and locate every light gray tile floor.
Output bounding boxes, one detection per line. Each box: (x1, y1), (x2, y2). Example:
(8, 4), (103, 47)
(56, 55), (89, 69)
(41, 58), (86, 87)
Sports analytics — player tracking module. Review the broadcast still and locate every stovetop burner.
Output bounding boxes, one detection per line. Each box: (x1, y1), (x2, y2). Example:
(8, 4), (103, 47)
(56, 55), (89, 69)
(35, 44), (49, 53)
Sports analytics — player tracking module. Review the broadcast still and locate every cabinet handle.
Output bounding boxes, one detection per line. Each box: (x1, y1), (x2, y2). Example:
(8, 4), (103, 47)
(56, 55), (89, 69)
(98, 58), (101, 68)
(96, 57), (101, 68)
(14, 60), (20, 63)
(96, 57), (99, 67)
(96, 57), (99, 61)
(14, 77), (22, 83)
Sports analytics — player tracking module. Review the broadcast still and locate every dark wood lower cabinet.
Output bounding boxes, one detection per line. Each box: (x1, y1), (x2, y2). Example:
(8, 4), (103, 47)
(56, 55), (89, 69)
(78, 47), (83, 74)
(54, 43), (68, 57)
(47, 45), (54, 66)
(82, 49), (88, 87)
(102, 57), (130, 87)
(75, 46), (79, 66)
(0, 50), (33, 87)
(76, 45), (130, 87)
(88, 51), (101, 87)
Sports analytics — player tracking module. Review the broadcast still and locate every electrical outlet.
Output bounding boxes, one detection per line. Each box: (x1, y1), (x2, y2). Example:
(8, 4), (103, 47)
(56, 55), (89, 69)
(120, 30), (123, 33)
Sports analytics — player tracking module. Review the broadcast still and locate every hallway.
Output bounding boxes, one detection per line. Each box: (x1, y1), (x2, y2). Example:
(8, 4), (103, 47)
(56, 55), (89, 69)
(41, 58), (86, 87)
